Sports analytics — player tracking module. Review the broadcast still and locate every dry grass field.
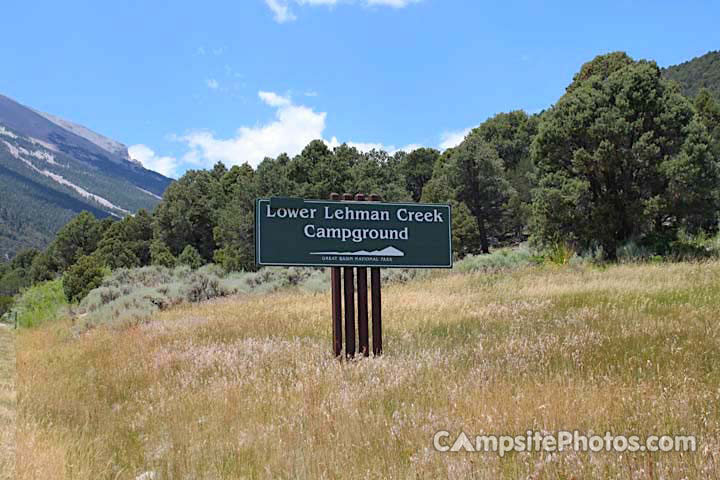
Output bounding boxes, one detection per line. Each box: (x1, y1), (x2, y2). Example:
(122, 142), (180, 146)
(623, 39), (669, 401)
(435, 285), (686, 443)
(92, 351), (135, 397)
(15, 262), (720, 479)
(0, 325), (15, 480)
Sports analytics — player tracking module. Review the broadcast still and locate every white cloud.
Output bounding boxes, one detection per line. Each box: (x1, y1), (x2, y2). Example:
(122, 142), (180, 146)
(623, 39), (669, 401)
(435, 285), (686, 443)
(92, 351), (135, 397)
(176, 91), (424, 169)
(129, 144), (180, 178)
(265, 0), (297, 23)
(180, 92), (326, 168)
(265, 0), (420, 23)
(439, 127), (473, 150)
(325, 138), (422, 155)
(258, 91), (291, 107)
(398, 143), (424, 152)
(206, 79), (219, 89)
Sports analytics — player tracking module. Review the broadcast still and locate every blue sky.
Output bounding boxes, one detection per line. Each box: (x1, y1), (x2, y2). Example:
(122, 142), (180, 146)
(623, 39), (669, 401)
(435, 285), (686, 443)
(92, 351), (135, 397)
(1, 0), (718, 177)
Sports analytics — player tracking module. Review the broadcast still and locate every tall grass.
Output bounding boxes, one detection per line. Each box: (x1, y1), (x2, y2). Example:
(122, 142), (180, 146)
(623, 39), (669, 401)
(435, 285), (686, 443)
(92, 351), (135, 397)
(16, 261), (720, 479)
(0, 326), (15, 480)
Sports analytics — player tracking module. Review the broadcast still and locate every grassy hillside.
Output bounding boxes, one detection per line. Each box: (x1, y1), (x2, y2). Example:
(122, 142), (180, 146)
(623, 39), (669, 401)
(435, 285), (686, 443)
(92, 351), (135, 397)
(663, 50), (720, 99)
(0, 326), (15, 480)
(16, 262), (720, 479)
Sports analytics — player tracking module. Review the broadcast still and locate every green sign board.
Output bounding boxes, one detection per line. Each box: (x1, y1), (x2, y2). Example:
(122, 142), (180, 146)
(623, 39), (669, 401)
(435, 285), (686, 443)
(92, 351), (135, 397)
(255, 198), (452, 268)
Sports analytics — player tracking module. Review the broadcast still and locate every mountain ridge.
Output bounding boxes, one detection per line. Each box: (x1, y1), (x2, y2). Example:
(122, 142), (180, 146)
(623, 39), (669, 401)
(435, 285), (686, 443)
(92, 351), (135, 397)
(0, 94), (173, 261)
(31, 108), (136, 163)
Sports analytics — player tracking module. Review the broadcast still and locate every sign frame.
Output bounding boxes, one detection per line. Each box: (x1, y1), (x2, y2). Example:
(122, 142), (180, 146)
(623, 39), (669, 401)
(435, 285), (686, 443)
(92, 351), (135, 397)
(255, 198), (453, 269)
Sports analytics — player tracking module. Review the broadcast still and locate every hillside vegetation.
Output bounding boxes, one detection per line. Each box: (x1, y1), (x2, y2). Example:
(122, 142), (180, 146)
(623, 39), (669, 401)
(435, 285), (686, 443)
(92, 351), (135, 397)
(0, 94), (172, 261)
(3, 51), (719, 318)
(663, 51), (720, 100)
(16, 261), (720, 479)
(4, 50), (720, 478)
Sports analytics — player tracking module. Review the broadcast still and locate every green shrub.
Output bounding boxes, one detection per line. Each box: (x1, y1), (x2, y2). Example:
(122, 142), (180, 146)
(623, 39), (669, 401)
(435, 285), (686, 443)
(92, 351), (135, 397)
(78, 266), (235, 329)
(0, 296), (13, 319)
(455, 248), (534, 273)
(300, 271), (331, 293)
(666, 230), (719, 261)
(75, 263), (444, 330)
(185, 272), (228, 302)
(0, 248), (39, 296)
(0, 269), (25, 296)
(178, 245), (203, 270)
(214, 246), (256, 273)
(96, 241), (140, 270)
(12, 279), (68, 328)
(710, 231), (720, 255)
(616, 240), (654, 263)
(29, 251), (59, 283)
(77, 266), (316, 328)
(63, 255), (107, 302)
(544, 242), (575, 265)
(150, 241), (177, 268)
(381, 269), (425, 284)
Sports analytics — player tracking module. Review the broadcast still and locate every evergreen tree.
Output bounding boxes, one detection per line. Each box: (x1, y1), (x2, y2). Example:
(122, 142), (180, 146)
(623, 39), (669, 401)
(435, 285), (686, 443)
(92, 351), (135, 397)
(255, 154), (295, 197)
(153, 170), (219, 262)
(178, 245), (203, 270)
(150, 241), (177, 268)
(29, 251), (59, 283)
(95, 209), (154, 269)
(470, 111), (540, 237)
(63, 255), (106, 302)
(694, 89), (720, 160)
(532, 52), (720, 259)
(51, 211), (103, 270)
(446, 135), (514, 253)
(399, 148), (439, 202)
(287, 140), (353, 199)
(213, 165), (257, 272)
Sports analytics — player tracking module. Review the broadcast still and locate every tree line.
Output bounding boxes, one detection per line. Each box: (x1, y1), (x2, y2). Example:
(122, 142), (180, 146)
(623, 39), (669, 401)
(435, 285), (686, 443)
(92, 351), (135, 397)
(1, 51), (719, 308)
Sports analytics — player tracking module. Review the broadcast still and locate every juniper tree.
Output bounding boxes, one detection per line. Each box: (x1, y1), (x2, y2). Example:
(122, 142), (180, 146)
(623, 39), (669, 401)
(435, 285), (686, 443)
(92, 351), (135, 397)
(532, 52), (720, 259)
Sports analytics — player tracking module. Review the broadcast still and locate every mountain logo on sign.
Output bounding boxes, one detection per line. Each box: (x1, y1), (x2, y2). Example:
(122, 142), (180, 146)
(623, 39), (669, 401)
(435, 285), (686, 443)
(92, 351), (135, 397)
(310, 246), (405, 257)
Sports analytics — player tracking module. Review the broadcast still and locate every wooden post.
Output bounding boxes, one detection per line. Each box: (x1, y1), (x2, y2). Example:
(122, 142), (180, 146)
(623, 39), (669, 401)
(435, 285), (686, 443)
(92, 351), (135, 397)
(355, 193), (369, 356)
(342, 193), (356, 358)
(369, 193), (383, 356)
(330, 193), (342, 357)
